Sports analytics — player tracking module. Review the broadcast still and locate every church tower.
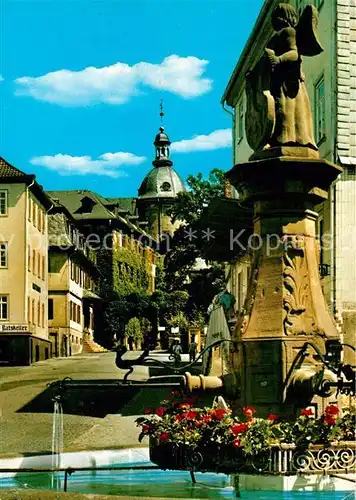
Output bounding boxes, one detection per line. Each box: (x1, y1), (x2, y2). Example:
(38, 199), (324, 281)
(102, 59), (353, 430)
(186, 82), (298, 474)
(137, 106), (186, 241)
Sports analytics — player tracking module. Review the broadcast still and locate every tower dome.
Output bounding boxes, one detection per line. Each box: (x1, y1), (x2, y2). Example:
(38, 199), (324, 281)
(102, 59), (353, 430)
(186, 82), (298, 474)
(138, 123), (185, 200)
(137, 119), (186, 240)
(138, 164), (185, 200)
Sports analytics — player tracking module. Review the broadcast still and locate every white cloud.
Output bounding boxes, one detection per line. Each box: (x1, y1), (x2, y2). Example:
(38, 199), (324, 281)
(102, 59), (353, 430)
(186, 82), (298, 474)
(15, 55), (212, 106)
(30, 152), (146, 177)
(171, 129), (232, 153)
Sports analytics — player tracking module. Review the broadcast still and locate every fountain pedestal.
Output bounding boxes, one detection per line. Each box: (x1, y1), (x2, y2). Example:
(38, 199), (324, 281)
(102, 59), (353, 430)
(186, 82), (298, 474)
(226, 157), (343, 416)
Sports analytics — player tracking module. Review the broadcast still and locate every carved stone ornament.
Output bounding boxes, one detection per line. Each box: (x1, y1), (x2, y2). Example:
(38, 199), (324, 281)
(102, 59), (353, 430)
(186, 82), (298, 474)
(282, 237), (309, 335)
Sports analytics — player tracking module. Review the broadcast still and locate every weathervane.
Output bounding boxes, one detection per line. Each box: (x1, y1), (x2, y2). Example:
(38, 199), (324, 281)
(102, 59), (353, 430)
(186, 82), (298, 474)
(159, 99), (164, 123)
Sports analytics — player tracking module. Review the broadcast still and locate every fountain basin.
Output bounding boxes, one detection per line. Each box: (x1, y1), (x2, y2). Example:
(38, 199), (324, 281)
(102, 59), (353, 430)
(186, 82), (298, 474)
(0, 448), (355, 497)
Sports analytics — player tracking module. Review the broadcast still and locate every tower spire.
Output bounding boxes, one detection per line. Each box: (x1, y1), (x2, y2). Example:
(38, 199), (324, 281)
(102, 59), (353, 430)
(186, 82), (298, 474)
(153, 102), (172, 168)
(159, 99), (164, 123)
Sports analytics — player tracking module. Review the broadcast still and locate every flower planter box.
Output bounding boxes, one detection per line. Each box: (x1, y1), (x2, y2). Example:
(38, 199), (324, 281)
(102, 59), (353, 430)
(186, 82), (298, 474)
(149, 439), (356, 475)
(149, 439), (270, 474)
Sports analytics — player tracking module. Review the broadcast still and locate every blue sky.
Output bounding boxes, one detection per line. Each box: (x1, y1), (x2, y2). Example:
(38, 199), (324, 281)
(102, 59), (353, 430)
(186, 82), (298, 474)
(0, 0), (264, 197)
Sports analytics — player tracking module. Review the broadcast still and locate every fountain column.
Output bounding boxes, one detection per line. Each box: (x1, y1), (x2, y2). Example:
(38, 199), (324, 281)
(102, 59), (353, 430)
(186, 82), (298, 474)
(226, 157), (342, 416)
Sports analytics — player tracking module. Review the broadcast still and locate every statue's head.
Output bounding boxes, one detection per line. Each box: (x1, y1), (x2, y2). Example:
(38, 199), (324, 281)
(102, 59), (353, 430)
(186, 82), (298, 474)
(272, 3), (298, 30)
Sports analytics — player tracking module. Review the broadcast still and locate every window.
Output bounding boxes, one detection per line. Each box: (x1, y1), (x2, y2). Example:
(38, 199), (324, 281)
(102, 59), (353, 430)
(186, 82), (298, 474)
(48, 298), (54, 320)
(41, 303), (45, 328)
(32, 249), (36, 274)
(77, 304), (81, 324)
(0, 243), (7, 267)
(0, 296), (9, 320)
(237, 98), (244, 141)
(37, 301), (40, 326)
(28, 296), (31, 323)
(32, 299), (35, 324)
(28, 246), (31, 272)
(0, 191), (8, 216)
(40, 209), (45, 233)
(37, 253), (41, 278)
(38, 209), (42, 232)
(315, 75), (326, 144)
(27, 196), (31, 221)
(32, 201), (36, 226)
(42, 255), (45, 280)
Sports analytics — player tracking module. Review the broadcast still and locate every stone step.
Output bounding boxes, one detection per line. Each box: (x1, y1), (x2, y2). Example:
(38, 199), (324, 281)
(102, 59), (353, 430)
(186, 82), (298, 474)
(82, 336), (107, 353)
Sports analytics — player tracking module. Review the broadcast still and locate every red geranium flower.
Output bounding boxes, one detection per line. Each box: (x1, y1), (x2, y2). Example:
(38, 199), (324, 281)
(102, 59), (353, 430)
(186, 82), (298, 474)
(186, 411), (198, 420)
(144, 408), (152, 415)
(325, 404), (339, 416)
(231, 423), (248, 435)
(194, 420), (203, 427)
(233, 438), (241, 448)
(159, 432), (170, 441)
(142, 425), (151, 433)
(202, 415), (212, 424)
(178, 403), (193, 410)
(300, 408), (314, 417)
(243, 406), (256, 418)
(214, 408), (229, 420)
(175, 412), (187, 421)
(155, 406), (167, 417)
(267, 414), (278, 422)
(323, 414), (336, 425)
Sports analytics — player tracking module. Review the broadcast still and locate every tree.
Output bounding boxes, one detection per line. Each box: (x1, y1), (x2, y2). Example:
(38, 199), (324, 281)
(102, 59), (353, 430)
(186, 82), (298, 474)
(167, 311), (189, 330)
(169, 169), (226, 225)
(125, 317), (142, 346)
(104, 291), (151, 343)
(163, 169), (226, 323)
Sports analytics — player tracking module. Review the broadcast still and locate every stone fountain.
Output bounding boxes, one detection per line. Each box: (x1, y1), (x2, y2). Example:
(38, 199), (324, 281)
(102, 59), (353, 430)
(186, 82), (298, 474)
(183, 4), (353, 418)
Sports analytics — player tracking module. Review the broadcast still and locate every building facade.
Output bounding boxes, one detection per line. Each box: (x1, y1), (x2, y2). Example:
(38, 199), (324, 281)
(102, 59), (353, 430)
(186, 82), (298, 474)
(48, 202), (101, 357)
(221, 0), (356, 352)
(48, 189), (158, 347)
(0, 157), (52, 365)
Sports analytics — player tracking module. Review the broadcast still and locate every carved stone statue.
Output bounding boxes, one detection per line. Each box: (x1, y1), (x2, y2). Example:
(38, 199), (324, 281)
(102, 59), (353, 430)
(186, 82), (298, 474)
(245, 3), (323, 159)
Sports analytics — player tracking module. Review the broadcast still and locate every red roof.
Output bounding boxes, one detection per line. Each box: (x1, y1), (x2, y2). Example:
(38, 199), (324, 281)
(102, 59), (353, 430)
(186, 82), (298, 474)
(0, 157), (27, 178)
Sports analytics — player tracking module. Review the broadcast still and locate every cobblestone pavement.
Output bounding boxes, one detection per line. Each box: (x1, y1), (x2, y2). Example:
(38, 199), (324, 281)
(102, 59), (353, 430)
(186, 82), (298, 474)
(0, 352), (192, 457)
